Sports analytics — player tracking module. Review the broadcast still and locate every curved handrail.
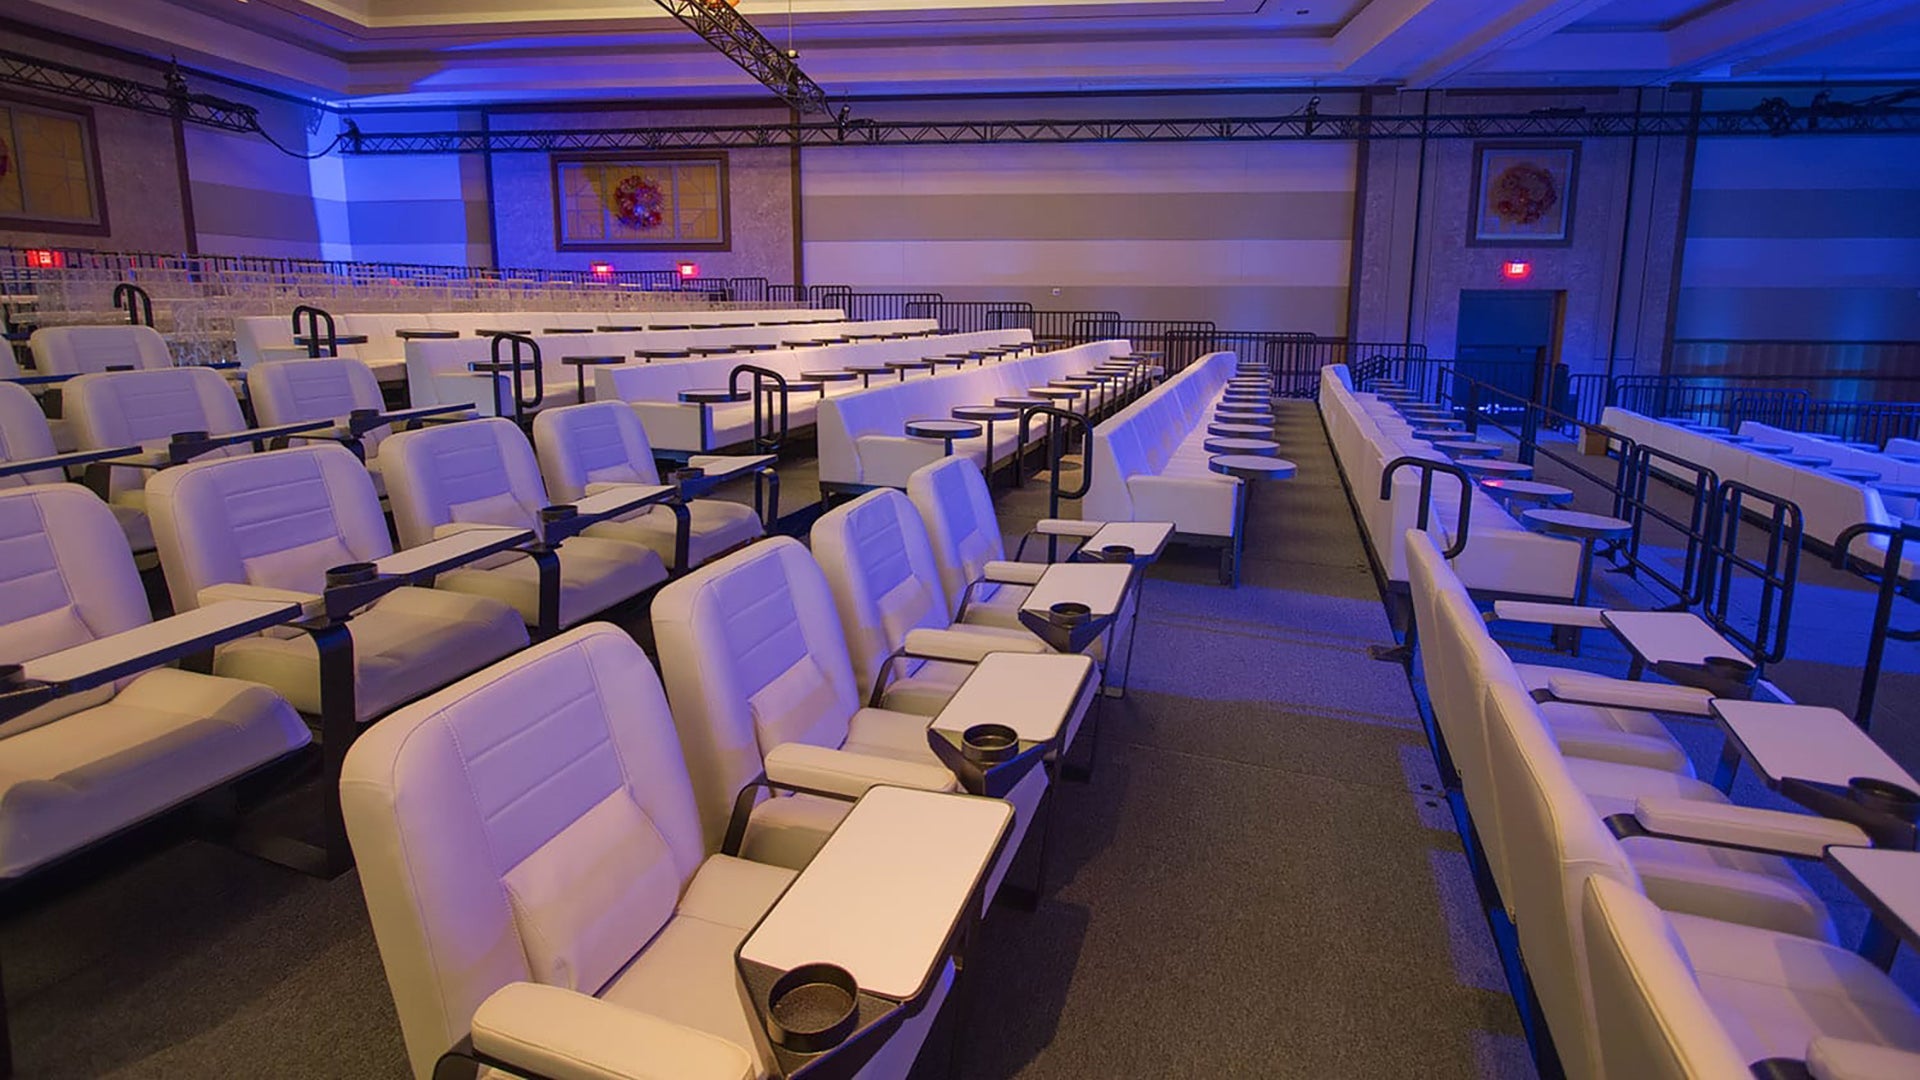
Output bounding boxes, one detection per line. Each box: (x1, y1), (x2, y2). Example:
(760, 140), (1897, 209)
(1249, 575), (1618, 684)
(1704, 479), (1801, 668)
(728, 364), (791, 453)
(1017, 405), (1092, 522)
(1831, 520), (1920, 730)
(487, 332), (544, 421)
(291, 304), (336, 358)
(112, 282), (154, 327)
(1380, 456), (1472, 559)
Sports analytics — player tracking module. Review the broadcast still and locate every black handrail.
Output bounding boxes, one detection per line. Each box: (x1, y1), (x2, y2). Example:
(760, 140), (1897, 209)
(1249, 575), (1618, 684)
(112, 282), (153, 327)
(1621, 443), (1719, 610)
(727, 363), (791, 453)
(292, 304), (337, 358)
(1380, 456), (1472, 559)
(486, 332), (544, 423)
(1018, 405), (1092, 523)
(1830, 520), (1920, 731)
(1702, 479), (1801, 668)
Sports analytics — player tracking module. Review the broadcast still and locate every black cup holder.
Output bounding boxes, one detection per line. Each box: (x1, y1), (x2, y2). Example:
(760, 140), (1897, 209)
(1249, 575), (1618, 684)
(540, 504), (579, 525)
(325, 561), (378, 588)
(766, 963), (859, 1054)
(672, 467), (707, 485)
(1099, 544), (1136, 563)
(961, 723), (1020, 764)
(1849, 776), (1920, 821)
(348, 407), (383, 427)
(1047, 601), (1092, 628)
(169, 429), (210, 446)
(0, 664), (24, 687)
(1699, 655), (1757, 682)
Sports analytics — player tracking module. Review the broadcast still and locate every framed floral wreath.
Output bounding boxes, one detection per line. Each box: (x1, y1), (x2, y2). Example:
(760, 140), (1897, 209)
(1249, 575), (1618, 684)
(612, 173), (666, 231)
(1469, 142), (1578, 247)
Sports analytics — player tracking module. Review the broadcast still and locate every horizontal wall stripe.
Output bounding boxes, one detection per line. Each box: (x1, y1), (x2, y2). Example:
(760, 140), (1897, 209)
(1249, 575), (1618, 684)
(926, 284), (1349, 334)
(806, 192), (1354, 243)
(1686, 188), (1920, 240)
(801, 142), (1357, 198)
(350, 243), (482, 267)
(345, 199), (475, 245)
(1674, 287), (1920, 341)
(805, 239), (1352, 289)
(195, 235), (334, 260)
(190, 183), (322, 244)
(1679, 237), (1920, 288)
(183, 129), (317, 201)
(1689, 138), (1920, 192)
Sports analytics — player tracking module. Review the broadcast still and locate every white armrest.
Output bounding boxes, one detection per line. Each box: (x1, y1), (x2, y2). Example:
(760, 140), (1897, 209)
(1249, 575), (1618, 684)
(1808, 1037), (1920, 1080)
(471, 982), (754, 1080)
(763, 742), (956, 800)
(571, 483), (673, 520)
(903, 627), (1050, 664)
(1632, 796), (1868, 859)
(385, 526), (532, 577)
(1491, 601), (1609, 629)
(1035, 518), (1103, 538)
(981, 560), (1047, 586)
(200, 582), (324, 619)
(687, 454), (777, 482)
(22, 600), (303, 687)
(1544, 671), (1715, 716)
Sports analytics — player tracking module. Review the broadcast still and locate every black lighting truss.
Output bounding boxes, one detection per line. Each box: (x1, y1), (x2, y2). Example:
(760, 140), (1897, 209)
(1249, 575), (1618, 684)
(0, 49), (259, 133)
(343, 102), (1920, 154)
(650, 0), (831, 115)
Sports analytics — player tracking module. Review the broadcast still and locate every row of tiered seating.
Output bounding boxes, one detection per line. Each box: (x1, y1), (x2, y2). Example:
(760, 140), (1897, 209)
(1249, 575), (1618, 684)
(1404, 527), (1920, 1077)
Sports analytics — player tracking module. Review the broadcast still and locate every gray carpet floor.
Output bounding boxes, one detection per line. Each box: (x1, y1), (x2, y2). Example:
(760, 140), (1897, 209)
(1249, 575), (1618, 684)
(0, 400), (1531, 1078)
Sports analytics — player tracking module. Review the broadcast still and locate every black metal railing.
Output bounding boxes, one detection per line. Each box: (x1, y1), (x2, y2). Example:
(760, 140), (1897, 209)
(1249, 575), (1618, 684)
(841, 292), (944, 322)
(1700, 480), (1801, 668)
(905, 300), (1037, 334)
(1830, 520), (1920, 731)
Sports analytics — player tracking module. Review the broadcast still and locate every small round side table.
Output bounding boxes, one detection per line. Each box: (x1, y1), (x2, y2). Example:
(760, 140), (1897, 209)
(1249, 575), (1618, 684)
(905, 418), (983, 457)
(1522, 509), (1633, 607)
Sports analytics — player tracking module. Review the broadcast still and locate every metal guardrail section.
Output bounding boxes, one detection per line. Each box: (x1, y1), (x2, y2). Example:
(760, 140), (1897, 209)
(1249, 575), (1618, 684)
(904, 300), (1036, 334)
(1700, 480), (1800, 668)
(1830, 520), (1920, 731)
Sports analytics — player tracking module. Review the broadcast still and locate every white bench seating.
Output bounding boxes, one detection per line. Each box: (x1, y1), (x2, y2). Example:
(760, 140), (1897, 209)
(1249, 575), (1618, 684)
(1321, 364), (1580, 599)
(818, 341), (1128, 493)
(1084, 351), (1240, 538)
(597, 330), (1031, 454)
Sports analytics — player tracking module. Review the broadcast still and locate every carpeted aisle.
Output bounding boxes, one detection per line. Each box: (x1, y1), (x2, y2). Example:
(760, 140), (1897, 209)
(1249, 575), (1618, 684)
(0, 400), (1529, 1078)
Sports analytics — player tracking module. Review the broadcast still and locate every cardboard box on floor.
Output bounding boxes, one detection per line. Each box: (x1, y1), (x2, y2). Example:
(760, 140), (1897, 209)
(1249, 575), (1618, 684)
(1581, 424), (1615, 455)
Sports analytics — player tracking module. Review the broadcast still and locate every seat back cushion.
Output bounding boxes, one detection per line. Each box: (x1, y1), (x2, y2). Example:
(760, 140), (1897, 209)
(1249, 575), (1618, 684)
(29, 325), (172, 375)
(65, 367), (249, 500)
(905, 456), (1006, 619)
(1580, 876), (1747, 1080)
(651, 537), (862, 849)
(1482, 677), (1644, 1080)
(0, 484), (151, 733)
(0, 382), (59, 488)
(381, 417), (549, 548)
(811, 489), (952, 696)
(248, 357), (389, 455)
(146, 444), (392, 612)
(531, 402), (662, 502)
(340, 624), (706, 1080)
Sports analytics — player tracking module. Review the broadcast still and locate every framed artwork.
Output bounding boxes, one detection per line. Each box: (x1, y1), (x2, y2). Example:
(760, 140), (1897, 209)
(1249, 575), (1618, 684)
(551, 152), (730, 251)
(0, 93), (109, 236)
(1469, 142), (1577, 247)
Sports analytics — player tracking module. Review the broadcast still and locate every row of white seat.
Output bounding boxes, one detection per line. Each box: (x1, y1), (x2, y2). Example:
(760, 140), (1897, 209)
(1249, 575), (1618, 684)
(1085, 350), (1241, 544)
(1406, 529), (1920, 1078)
(1602, 407), (1915, 576)
(818, 340), (1132, 493)
(0, 449), (1131, 1079)
(234, 308), (844, 382)
(1320, 364), (1581, 598)
(599, 329), (1036, 454)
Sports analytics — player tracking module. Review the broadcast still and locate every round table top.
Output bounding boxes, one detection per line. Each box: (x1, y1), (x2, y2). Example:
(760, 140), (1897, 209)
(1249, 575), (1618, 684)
(1217, 411), (1274, 424)
(1210, 455), (1297, 480)
(1844, 441), (1882, 452)
(1873, 481), (1920, 498)
(395, 328), (459, 339)
(560, 354), (624, 365)
(845, 363), (896, 374)
(953, 404), (1021, 421)
(1051, 378), (1101, 388)
(679, 388), (748, 403)
(597, 325), (647, 332)
(1805, 432), (1841, 442)
(1227, 378), (1270, 388)
(927, 356), (972, 367)
(995, 395), (1049, 409)
(1716, 433), (1755, 444)
(801, 369), (861, 381)
(1889, 454), (1920, 466)
(635, 349), (694, 359)
(731, 343), (779, 351)
(1434, 440), (1503, 457)
(1523, 508), (1633, 539)
(1406, 417), (1465, 428)
(1223, 388), (1269, 398)
(1826, 467), (1882, 483)
(295, 334), (371, 346)
(1747, 442), (1793, 455)
(1209, 422), (1273, 437)
(1779, 454), (1833, 467)
(1204, 436), (1280, 456)
(1480, 479), (1573, 503)
(1030, 387), (1083, 399)
(1217, 402), (1271, 413)
(905, 418), (983, 439)
(886, 359), (935, 370)
(784, 381), (825, 394)
(1459, 459), (1533, 477)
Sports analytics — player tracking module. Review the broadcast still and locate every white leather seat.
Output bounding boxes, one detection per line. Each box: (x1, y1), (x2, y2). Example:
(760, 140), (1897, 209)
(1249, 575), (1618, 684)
(0, 484), (310, 879)
(28, 324), (172, 375)
(381, 417), (669, 631)
(812, 488), (1049, 715)
(532, 402), (762, 571)
(246, 356), (394, 495)
(341, 623), (943, 1080)
(145, 444), (528, 722)
(907, 455), (1035, 630)
(1582, 875), (1920, 1080)
(63, 366), (252, 520)
(651, 537), (961, 868)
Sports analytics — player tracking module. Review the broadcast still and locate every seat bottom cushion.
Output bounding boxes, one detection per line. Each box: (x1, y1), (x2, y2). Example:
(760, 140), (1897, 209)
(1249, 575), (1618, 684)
(877, 657), (975, 717)
(440, 537), (667, 629)
(585, 500), (762, 572)
(1537, 700), (1692, 775)
(0, 668), (309, 878)
(741, 793), (852, 871)
(215, 585), (527, 720)
(1670, 912), (1920, 1066)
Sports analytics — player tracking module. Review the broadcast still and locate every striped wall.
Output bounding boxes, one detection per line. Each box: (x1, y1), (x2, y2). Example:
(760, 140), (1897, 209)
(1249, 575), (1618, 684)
(337, 112), (491, 267)
(185, 92), (333, 258)
(801, 139), (1356, 333)
(1677, 128), (1920, 343)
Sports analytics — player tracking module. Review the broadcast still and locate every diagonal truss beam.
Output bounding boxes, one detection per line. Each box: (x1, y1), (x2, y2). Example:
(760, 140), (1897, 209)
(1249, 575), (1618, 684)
(649, 0), (831, 116)
(0, 49), (259, 133)
(340, 103), (1920, 154)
